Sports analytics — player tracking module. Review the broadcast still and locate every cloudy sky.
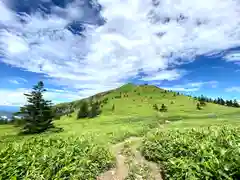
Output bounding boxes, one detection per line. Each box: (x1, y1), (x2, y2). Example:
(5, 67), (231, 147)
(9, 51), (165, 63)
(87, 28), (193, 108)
(0, 0), (240, 108)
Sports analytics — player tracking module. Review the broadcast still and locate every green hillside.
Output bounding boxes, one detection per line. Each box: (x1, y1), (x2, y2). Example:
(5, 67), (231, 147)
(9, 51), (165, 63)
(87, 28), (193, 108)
(54, 83), (240, 121)
(1, 83), (240, 179)
(48, 83), (240, 144)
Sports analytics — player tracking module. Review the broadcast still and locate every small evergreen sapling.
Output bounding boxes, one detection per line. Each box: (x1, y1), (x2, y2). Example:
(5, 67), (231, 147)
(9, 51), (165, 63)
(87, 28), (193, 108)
(153, 104), (158, 111)
(159, 104), (167, 112)
(196, 103), (201, 110)
(112, 104), (115, 111)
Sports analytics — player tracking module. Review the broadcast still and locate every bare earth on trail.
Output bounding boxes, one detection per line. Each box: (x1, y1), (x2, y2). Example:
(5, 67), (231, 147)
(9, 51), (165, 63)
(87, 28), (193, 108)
(98, 137), (163, 180)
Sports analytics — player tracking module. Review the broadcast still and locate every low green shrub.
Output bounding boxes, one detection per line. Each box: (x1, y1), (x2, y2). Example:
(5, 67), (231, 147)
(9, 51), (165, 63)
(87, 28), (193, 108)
(141, 125), (240, 180)
(0, 136), (114, 180)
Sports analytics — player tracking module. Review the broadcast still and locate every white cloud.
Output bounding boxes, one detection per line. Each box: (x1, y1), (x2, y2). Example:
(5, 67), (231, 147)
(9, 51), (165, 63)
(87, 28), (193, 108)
(225, 87), (240, 93)
(186, 81), (218, 88)
(9, 79), (20, 84)
(0, 88), (27, 106)
(162, 80), (218, 92)
(0, 88), (83, 106)
(17, 77), (28, 83)
(141, 69), (186, 81)
(161, 86), (199, 92)
(8, 77), (28, 85)
(0, 0), (239, 105)
(224, 52), (240, 62)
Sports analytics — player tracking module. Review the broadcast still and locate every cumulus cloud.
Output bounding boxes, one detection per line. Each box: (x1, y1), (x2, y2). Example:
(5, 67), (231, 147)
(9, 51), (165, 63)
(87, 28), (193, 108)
(0, 0), (239, 104)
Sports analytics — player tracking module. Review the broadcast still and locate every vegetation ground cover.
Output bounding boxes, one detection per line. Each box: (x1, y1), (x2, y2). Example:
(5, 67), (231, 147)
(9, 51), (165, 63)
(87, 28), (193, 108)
(141, 125), (240, 180)
(0, 136), (114, 180)
(1, 84), (240, 179)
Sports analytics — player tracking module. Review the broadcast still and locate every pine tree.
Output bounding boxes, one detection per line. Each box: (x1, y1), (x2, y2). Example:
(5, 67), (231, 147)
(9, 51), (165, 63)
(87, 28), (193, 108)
(17, 81), (54, 134)
(217, 98), (221, 105)
(77, 101), (89, 119)
(153, 104), (158, 111)
(213, 99), (217, 104)
(220, 98), (225, 105)
(159, 104), (167, 112)
(196, 103), (201, 110)
(233, 99), (240, 108)
(88, 101), (101, 118)
(112, 104), (115, 111)
(226, 100), (231, 107)
(199, 100), (206, 106)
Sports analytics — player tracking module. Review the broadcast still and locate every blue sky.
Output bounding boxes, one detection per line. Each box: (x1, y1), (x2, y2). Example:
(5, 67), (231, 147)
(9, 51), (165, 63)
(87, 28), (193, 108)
(0, 0), (240, 109)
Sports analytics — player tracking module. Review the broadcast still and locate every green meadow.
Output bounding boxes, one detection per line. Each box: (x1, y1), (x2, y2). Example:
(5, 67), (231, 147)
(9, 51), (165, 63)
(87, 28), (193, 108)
(1, 83), (240, 179)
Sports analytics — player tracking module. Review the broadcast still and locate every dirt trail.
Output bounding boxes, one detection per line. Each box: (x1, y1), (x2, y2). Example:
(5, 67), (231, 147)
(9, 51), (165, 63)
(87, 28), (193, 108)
(97, 137), (163, 180)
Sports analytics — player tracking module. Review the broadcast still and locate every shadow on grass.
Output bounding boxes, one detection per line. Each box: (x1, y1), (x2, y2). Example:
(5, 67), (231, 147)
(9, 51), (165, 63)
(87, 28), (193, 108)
(99, 114), (222, 127)
(99, 116), (163, 125)
(17, 126), (64, 136)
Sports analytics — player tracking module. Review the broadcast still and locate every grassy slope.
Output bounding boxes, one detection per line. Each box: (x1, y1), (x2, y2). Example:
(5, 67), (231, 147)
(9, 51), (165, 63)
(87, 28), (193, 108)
(1, 83), (240, 179)
(1, 83), (240, 145)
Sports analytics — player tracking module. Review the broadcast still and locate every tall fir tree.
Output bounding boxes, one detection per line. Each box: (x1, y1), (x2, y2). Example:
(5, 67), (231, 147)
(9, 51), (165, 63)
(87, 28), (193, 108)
(17, 81), (54, 134)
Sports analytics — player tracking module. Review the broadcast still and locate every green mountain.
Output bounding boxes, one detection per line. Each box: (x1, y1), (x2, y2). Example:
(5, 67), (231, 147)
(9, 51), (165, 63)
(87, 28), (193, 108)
(1, 83), (240, 180)
(53, 83), (239, 120)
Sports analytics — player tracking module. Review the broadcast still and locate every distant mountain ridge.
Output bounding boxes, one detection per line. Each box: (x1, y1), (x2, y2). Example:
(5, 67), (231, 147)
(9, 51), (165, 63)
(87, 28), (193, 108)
(0, 106), (19, 119)
(0, 106), (19, 112)
(0, 111), (13, 119)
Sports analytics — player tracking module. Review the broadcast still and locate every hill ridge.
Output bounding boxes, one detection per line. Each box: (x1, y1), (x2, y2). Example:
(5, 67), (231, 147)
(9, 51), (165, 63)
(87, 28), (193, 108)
(53, 83), (238, 120)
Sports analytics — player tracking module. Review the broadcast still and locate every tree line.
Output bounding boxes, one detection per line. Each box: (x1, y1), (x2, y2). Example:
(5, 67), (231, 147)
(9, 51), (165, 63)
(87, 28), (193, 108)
(0, 81), (103, 134)
(77, 100), (101, 119)
(2, 81), (240, 134)
(193, 95), (240, 108)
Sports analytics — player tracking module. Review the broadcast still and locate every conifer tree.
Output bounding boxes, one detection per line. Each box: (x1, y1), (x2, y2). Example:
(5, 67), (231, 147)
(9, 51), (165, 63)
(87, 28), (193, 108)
(88, 101), (101, 118)
(112, 104), (115, 111)
(77, 101), (89, 119)
(233, 99), (240, 108)
(17, 81), (54, 134)
(153, 104), (158, 111)
(226, 100), (230, 107)
(159, 104), (167, 112)
(220, 98), (225, 105)
(196, 103), (201, 110)
(199, 99), (206, 106)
